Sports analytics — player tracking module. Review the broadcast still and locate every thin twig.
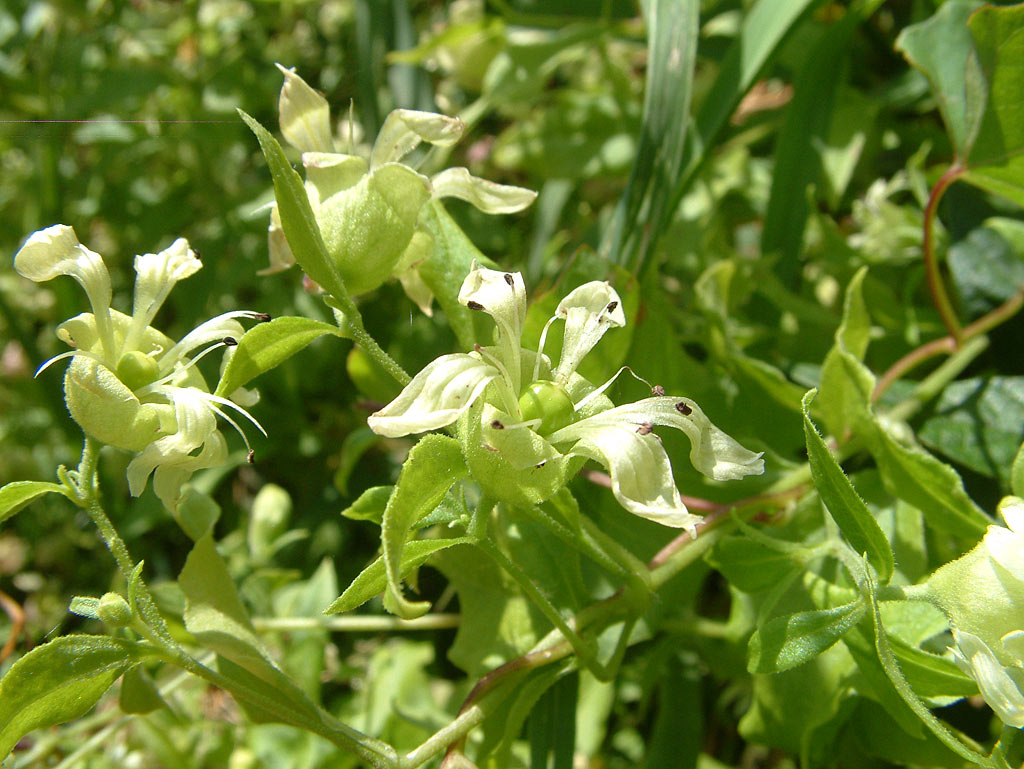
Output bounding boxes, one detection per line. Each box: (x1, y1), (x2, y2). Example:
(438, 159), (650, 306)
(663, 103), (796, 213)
(0, 589), (25, 662)
(922, 163), (965, 343)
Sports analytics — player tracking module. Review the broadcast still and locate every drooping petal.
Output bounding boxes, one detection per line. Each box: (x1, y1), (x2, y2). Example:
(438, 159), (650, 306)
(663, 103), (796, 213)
(429, 167), (537, 213)
(151, 430), (228, 513)
(276, 63), (334, 153)
(953, 630), (1024, 728)
(999, 496), (1024, 535)
(552, 281), (626, 383)
(126, 387), (220, 501)
(370, 109), (464, 168)
(302, 152), (369, 200)
(368, 353), (499, 438)
(458, 264), (526, 395)
(549, 396), (764, 482)
(558, 419), (703, 532)
(126, 239), (201, 350)
(14, 224), (116, 360)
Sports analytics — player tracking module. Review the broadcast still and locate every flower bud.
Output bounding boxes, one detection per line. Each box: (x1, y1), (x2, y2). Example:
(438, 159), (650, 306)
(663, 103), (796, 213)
(97, 592), (133, 628)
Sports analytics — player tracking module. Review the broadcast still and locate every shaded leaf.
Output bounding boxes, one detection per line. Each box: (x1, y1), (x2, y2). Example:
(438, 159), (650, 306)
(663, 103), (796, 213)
(0, 481), (68, 526)
(748, 600), (866, 673)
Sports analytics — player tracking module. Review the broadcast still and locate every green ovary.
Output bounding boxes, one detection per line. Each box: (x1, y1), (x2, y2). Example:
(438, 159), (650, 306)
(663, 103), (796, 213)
(518, 380), (575, 435)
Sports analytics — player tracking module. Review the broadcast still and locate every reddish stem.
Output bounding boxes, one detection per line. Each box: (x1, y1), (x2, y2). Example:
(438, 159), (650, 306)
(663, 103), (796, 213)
(922, 163), (965, 344)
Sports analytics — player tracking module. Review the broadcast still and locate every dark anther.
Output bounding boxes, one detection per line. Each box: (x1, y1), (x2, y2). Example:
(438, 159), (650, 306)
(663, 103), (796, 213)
(535, 461), (546, 468)
(255, 312), (272, 323)
(636, 422), (654, 435)
(474, 343), (483, 352)
(503, 273), (515, 286)
(652, 385), (665, 397)
(675, 401), (692, 416)
(467, 300), (485, 311)
(606, 301), (618, 313)
(491, 419), (505, 430)
(192, 249), (202, 261)
(247, 449), (255, 464)
(223, 336), (238, 346)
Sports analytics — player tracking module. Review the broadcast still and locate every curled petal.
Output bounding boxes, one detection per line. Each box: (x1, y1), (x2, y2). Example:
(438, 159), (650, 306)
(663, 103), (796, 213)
(1002, 631), (1024, 662)
(368, 353), (499, 437)
(14, 224), (115, 357)
(276, 63), (334, 153)
(985, 525), (1024, 584)
(953, 630), (1024, 728)
(429, 167), (537, 213)
(371, 109), (464, 168)
(552, 281), (625, 383)
(561, 420), (702, 532)
(998, 496), (1024, 534)
(458, 263), (527, 394)
(549, 396), (764, 482)
(158, 312), (249, 371)
(128, 239), (201, 347)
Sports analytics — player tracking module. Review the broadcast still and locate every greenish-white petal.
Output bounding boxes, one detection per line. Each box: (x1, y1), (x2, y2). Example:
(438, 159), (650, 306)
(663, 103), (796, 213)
(1002, 631), (1024, 663)
(560, 419), (702, 532)
(371, 109), (464, 167)
(368, 353), (499, 438)
(552, 281), (625, 383)
(985, 525), (1024, 583)
(276, 63), (334, 153)
(429, 167), (537, 213)
(127, 238), (201, 350)
(260, 204), (297, 275)
(14, 224), (115, 359)
(126, 387), (221, 506)
(394, 230), (435, 316)
(999, 496), (1024, 534)
(458, 264), (526, 395)
(549, 396), (764, 482)
(953, 630), (1024, 728)
(158, 312), (249, 371)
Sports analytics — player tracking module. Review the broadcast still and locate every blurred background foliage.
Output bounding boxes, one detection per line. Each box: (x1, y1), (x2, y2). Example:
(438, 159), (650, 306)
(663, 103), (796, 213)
(3, 0), (1024, 767)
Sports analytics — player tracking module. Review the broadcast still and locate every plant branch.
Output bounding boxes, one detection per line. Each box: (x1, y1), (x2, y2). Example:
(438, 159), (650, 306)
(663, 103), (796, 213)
(922, 163), (965, 343)
(251, 614), (460, 633)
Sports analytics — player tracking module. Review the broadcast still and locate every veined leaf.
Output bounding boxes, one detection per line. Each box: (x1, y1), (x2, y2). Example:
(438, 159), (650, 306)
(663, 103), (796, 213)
(0, 481), (68, 526)
(216, 316), (342, 398)
(748, 600), (866, 673)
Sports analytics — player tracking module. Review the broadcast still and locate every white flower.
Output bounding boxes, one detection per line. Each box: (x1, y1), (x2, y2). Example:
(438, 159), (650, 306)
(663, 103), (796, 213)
(368, 263), (764, 532)
(931, 497), (1024, 728)
(14, 224), (266, 511)
(264, 64), (537, 314)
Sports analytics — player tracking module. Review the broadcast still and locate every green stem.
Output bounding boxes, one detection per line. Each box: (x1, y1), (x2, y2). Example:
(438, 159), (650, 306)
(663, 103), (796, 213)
(885, 335), (989, 424)
(399, 705), (487, 769)
(333, 291), (411, 386)
(922, 164), (965, 343)
(468, 494), (496, 541)
(252, 614), (460, 633)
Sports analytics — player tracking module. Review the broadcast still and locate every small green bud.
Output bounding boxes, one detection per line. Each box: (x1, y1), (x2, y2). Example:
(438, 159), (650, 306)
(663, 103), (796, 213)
(116, 350), (160, 391)
(518, 380), (575, 435)
(97, 592), (133, 628)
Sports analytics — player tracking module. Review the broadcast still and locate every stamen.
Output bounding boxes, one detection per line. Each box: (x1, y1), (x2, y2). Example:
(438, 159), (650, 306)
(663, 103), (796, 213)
(636, 422), (654, 435)
(652, 385), (665, 396)
(491, 419), (505, 430)
(574, 366), (654, 411)
(503, 273), (515, 286)
(254, 312), (272, 323)
(139, 339), (233, 395)
(533, 315), (557, 382)
(606, 301), (618, 313)
(247, 449), (255, 464)
(466, 300), (484, 311)
(34, 349), (105, 377)
(675, 402), (692, 416)
(223, 336), (238, 346)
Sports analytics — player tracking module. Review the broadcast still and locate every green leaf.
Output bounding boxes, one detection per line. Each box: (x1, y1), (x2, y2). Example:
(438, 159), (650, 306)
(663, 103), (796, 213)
(947, 227), (1024, 318)
(604, 0), (698, 272)
(963, 4), (1024, 207)
(803, 390), (894, 583)
(119, 666), (167, 715)
(817, 267), (871, 439)
(341, 485), (393, 525)
(417, 201), (497, 351)
(238, 111), (347, 300)
(747, 600), (866, 673)
(381, 434), (468, 618)
(920, 377), (1024, 485)
(895, 1), (985, 158)
(763, 8), (862, 282)
(215, 316), (342, 398)
(334, 427), (380, 497)
(0, 481), (68, 526)
(705, 536), (801, 594)
(0, 635), (158, 759)
(324, 537), (470, 615)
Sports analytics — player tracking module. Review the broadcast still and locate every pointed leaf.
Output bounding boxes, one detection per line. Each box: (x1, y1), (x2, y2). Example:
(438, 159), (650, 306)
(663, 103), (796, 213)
(0, 481), (68, 526)
(381, 434), (468, 618)
(215, 316), (342, 398)
(0, 635), (158, 760)
(238, 110), (347, 300)
(325, 537), (470, 614)
(748, 600), (866, 674)
(803, 390), (894, 583)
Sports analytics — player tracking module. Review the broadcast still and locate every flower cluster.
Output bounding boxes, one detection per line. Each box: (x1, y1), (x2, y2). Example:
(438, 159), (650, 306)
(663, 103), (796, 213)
(266, 65), (536, 314)
(14, 225), (265, 512)
(929, 496), (1024, 728)
(368, 263), (765, 532)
